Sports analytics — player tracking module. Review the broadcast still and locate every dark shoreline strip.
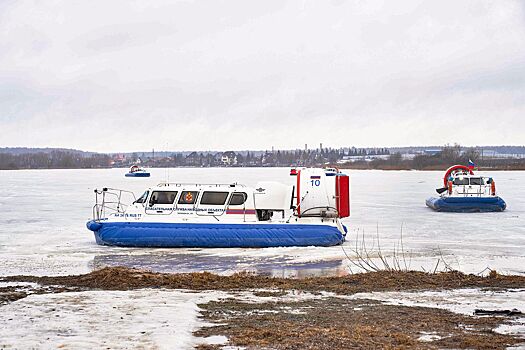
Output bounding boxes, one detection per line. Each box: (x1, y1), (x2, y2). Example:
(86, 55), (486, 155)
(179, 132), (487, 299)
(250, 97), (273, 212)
(2, 267), (525, 293)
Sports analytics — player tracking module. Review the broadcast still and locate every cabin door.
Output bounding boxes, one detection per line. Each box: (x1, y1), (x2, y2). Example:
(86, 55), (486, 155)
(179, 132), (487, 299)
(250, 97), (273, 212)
(196, 191), (230, 216)
(225, 192), (253, 222)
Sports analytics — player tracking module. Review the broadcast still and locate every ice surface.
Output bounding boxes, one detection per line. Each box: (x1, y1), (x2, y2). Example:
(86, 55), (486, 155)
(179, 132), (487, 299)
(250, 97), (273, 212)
(0, 168), (524, 276)
(0, 287), (332, 349)
(0, 289), (229, 349)
(418, 332), (442, 342)
(0, 281), (39, 288)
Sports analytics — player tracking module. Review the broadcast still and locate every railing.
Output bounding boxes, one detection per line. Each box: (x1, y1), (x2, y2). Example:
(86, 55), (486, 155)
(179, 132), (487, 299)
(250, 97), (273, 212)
(452, 184), (492, 197)
(92, 188), (136, 221)
(299, 206), (339, 218)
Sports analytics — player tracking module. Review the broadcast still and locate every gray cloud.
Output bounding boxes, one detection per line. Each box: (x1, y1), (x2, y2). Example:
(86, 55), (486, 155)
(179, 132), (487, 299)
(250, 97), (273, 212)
(0, 0), (524, 152)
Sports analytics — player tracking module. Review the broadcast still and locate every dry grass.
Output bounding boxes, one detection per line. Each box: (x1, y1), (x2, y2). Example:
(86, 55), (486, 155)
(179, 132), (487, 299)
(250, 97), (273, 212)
(3, 267), (525, 294)
(195, 297), (523, 349)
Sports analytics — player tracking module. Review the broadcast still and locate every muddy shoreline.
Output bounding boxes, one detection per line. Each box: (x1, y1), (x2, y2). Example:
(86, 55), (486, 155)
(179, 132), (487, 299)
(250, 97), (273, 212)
(4, 267), (525, 293)
(2, 267), (525, 349)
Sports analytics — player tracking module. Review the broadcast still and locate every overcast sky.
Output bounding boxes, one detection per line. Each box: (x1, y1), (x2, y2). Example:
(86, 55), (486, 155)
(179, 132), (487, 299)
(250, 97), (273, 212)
(1, 0), (524, 152)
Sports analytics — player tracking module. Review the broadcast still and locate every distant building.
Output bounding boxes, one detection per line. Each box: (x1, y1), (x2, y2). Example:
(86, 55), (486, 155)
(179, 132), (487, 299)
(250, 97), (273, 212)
(113, 154), (126, 161)
(424, 149), (442, 156)
(110, 153), (127, 166)
(221, 151), (237, 166)
(337, 154), (390, 163)
(185, 152), (201, 166)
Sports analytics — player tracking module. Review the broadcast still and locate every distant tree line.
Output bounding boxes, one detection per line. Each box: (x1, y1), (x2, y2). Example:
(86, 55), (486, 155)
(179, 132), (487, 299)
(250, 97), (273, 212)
(0, 151), (111, 170)
(344, 144), (525, 170)
(411, 144), (480, 170)
(2, 145), (524, 170)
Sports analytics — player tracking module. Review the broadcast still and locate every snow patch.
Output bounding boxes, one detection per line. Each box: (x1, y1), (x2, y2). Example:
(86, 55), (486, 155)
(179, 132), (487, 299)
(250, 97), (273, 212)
(0, 289), (229, 349)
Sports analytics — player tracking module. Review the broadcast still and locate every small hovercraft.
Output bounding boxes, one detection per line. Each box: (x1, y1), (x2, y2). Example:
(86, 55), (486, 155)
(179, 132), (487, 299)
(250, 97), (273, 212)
(426, 165), (506, 212)
(87, 167), (350, 248)
(125, 165), (150, 177)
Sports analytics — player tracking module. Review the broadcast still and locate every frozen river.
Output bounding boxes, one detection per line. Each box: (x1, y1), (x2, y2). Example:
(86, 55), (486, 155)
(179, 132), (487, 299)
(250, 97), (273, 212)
(0, 167), (524, 277)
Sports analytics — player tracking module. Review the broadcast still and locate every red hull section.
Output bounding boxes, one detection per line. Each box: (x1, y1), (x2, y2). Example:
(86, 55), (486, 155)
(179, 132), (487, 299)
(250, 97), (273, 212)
(336, 175), (350, 218)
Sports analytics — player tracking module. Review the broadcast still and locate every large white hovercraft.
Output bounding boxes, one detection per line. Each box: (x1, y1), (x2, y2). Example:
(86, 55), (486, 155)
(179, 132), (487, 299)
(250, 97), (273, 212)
(86, 168), (350, 247)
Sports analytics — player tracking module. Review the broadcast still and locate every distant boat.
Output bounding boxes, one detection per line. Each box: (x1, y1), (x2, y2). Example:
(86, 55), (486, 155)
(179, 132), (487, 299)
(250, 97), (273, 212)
(87, 167), (350, 248)
(426, 165), (506, 212)
(125, 165), (150, 177)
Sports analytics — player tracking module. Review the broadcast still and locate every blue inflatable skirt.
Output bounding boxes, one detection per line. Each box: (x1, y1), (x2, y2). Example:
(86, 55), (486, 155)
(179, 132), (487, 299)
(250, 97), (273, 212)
(86, 220), (345, 248)
(426, 196), (506, 212)
(125, 172), (150, 177)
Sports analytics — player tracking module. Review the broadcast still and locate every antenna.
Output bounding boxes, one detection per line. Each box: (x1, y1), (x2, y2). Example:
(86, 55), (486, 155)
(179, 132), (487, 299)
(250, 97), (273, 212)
(165, 142), (170, 183)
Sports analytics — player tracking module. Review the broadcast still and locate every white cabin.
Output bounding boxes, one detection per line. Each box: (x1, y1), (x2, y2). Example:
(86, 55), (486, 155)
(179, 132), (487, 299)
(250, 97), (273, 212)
(446, 174), (497, 198)
(96, 168), (350, 229)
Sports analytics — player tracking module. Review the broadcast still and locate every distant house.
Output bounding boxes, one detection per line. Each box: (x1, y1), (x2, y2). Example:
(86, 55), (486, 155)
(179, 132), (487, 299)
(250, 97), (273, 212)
(221, 151), (237, 166)
(185, 152), (201, 166)
(114, 154), (126, 161)
(260, 151), (274, 166)
(111, 153), (127, 166)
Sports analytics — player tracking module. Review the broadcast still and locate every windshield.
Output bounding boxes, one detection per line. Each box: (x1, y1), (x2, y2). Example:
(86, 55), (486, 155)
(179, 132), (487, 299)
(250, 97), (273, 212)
(135, 191), (149, 204)
(469, 177), (484, 185)
(453, 177), (469, 185)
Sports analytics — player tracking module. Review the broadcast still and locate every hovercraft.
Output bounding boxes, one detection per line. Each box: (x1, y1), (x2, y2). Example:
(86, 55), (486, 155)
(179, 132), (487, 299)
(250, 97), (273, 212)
(87, 167), (350, 248)
(125, 165), (150, 177)
(426, 165), (506, 212)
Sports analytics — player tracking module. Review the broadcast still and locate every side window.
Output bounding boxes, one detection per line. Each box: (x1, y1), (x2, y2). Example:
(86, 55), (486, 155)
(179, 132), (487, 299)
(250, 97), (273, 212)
(178, 191), (199, 205)
(229, 192), (247, 206)
(135, 191), (149, 204)
(149, 191), (178, 205)
(200, 191), (229, 205)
